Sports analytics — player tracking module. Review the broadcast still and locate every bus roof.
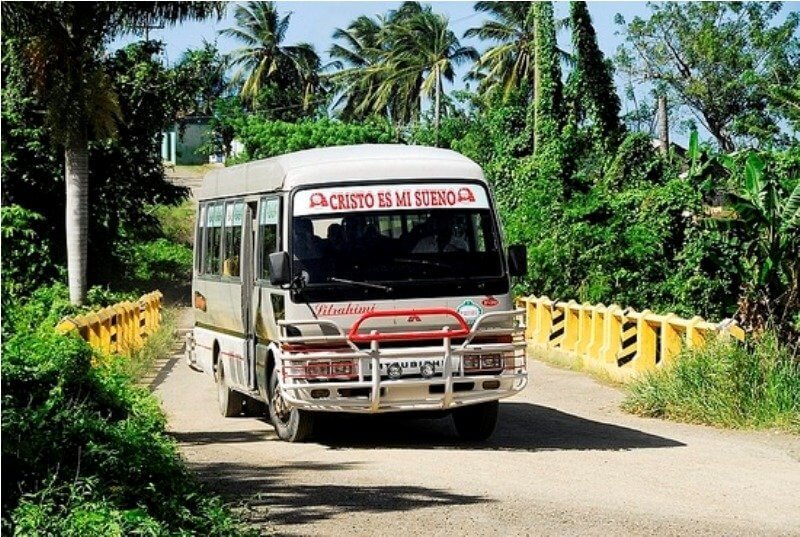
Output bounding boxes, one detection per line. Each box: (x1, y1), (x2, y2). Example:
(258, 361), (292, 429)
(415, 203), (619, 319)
(197, 144), (485, 200)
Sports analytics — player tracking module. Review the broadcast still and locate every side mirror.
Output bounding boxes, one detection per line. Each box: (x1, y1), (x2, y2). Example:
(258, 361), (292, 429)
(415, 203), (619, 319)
(268, 251), (291, 286)
(507, 243), (527, 278)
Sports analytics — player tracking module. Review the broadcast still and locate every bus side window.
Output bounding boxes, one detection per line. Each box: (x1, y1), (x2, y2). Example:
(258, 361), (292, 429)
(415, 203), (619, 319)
(204, 202), (223, 276)
(222, 200), (244, 278)
(196, 204), (207, 273)
(259, 197), (280, 281)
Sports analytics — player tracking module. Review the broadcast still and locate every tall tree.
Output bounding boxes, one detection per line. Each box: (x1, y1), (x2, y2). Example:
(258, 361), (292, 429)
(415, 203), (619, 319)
(531, 2), (564, 153)
(2, 2), (222, 304)
(616, 2), (799, 151)
(464, 2), (537, 99)
(387, 6), (478, 140)
(568, 1), (623, 149)
(328, 2), (475, 134)
(174, 41), (229, 118)
(329, 15), (392, 121)
(221, 1), (322, 111)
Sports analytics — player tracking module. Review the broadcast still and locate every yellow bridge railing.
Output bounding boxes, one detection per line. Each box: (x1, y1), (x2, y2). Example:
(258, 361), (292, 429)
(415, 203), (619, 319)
(517, 296), (745, 383)
(57, 291), (163, 357)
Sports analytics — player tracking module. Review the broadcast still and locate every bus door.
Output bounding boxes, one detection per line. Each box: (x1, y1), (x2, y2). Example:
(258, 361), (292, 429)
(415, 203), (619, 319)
(241, 201), (257, 390)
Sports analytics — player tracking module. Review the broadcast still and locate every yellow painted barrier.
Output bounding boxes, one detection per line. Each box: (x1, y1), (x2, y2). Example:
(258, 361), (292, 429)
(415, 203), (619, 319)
(57, 291), (163, 358)
(516, 296), (745, 383)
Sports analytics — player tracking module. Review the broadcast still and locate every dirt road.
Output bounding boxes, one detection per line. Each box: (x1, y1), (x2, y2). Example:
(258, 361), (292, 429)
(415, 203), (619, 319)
(154, 327), (800, 536)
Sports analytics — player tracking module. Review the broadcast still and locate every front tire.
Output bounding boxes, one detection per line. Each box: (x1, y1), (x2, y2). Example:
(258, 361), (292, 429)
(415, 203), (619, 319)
(215, 359), (244, 417)
(268, 368), (314, 442)
(452, 400), (499, 441)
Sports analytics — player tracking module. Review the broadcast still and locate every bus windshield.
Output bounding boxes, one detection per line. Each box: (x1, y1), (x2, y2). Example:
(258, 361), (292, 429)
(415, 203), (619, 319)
(290, 182), (508, 301)
(291, 208), (505, 300)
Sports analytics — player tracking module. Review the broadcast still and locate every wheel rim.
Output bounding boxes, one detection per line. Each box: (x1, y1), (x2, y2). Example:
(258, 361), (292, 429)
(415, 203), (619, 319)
(271, 381), (291, 423)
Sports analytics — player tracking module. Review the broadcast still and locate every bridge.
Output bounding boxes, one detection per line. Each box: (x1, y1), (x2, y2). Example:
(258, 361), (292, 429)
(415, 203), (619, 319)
(60, 291), (799, 535)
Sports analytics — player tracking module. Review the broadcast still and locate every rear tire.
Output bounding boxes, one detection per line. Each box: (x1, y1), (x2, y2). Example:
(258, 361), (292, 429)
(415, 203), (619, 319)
(215, 359), (244, 417)
(268, 368), (314, 442)
(452, 400), (499, 441)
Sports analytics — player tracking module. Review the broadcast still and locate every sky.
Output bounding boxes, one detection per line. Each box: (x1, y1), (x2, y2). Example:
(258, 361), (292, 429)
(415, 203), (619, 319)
(111, 1), (799, 146)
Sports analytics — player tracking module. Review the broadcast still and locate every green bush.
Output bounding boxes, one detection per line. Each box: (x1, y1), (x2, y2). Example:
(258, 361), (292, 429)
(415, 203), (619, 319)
(233, 117), (396, 160)
(119, 238), (193, 283)
(1, 205), (58, 297)
(152, 199), (196, 247)
(622, 333), (800, 432)
(1, 291), (252, 534)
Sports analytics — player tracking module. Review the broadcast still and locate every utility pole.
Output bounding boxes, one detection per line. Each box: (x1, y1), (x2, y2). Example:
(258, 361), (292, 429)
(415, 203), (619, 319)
(658, 95), (669, 155)
(133, 14), (164, 41)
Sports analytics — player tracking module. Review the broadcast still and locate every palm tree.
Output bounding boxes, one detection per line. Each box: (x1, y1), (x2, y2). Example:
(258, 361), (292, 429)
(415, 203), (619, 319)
(464, 2), (537, 99)
(388, 7), (478, 139)
(3, 2), (222, 304)
(328, 3), (475, 138)
(328, 15), (385, 120)
(221, 1), (322, 109)
(465, 2), (572, 99)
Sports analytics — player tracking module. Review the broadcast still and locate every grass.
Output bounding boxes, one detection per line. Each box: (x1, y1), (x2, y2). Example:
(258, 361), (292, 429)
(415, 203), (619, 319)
(622, 333), (800, 433)
(526, 345), (626, 388)
(121, 307), (178, 381)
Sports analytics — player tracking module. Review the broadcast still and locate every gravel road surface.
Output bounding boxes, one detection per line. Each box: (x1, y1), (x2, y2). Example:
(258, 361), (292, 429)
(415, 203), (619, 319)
(153, 323), (800, 536)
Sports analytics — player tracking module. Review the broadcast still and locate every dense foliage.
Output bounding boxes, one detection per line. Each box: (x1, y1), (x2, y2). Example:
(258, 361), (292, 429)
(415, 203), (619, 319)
(1, 287), (253, 534)
(232, 116), (396, 161)
(1, 39), (195, 293)
(616, 2), (800, 150)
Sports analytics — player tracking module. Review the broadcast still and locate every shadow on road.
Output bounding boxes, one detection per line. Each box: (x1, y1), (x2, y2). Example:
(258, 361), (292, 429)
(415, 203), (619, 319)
(312, 402), (685, 452)
(188, 460), (489, 528)
(171, 428), (277, 445)
(170, 402), (684, 452)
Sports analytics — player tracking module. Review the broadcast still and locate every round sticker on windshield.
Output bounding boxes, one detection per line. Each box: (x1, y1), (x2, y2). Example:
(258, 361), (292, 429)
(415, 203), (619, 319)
(457, 299), (483, 324)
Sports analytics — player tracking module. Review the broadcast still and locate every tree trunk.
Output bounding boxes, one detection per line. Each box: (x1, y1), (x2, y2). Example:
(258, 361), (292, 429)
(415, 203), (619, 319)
(65, 132), (89, 305)
(434, 66), (441, 146)
(658, 95), (669, 154)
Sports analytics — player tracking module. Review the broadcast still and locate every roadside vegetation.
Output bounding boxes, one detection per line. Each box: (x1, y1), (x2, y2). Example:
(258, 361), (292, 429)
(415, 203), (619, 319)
(624, 334), (800, 432)
(1, 0), (799, 532)
(1, 286), (254, 535)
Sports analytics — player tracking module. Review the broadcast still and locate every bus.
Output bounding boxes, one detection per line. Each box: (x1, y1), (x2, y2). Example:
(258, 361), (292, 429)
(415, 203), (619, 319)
(186, 144), (529, 442)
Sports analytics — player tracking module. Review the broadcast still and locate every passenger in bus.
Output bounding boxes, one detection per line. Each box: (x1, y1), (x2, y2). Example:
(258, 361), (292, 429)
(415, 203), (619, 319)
(326, 223), (346, 253)
(342, 214), (367, 243)
(222, 256), (239, 277)
(293, 217), (323, 259)
(412, 214), (467, 253)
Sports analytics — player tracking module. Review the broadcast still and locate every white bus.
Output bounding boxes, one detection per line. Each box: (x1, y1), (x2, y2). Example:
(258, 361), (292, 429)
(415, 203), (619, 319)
(186, 145), (528, 442)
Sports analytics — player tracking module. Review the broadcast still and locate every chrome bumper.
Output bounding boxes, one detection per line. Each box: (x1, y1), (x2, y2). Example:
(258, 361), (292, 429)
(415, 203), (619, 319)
(277, 310), (528, 413)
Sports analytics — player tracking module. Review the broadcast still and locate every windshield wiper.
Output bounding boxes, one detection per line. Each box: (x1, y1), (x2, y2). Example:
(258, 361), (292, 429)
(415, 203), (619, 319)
(328, 277), (393, 293)
(393, 257), (451, 269)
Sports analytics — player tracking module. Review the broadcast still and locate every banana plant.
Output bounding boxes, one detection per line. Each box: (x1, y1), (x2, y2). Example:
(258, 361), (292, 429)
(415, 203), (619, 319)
(722, 151), (800, 331)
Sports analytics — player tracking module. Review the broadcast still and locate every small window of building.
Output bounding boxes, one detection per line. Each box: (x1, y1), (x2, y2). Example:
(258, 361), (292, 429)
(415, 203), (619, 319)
(259, 197), (280, 281)
(222, 200), (244, 278)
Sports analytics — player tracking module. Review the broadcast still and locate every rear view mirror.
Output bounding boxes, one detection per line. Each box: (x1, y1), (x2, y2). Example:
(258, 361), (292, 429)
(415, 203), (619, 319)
(507, 243), (527, 278)
(268, 251), (291, 286)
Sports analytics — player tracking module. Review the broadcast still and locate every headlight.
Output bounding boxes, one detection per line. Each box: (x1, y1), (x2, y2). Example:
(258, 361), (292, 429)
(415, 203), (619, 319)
(387, 362), (403, 379)
(480, 355), (502, 369)
(306, 362), (331, 377)
(420, 361), (436, 378)
(330, 361), (353, 376)
(463, 355), (480, 370)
